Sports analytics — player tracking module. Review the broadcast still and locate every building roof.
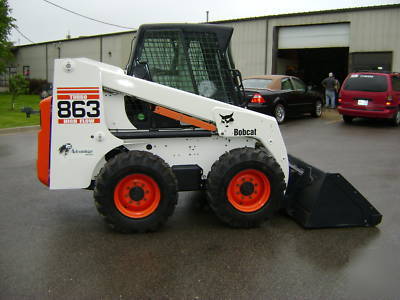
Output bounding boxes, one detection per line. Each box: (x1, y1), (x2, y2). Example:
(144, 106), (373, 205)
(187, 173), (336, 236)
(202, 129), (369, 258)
(14, 3), (400, 48)
(15, 29), (136, 48)
(212, 3), (400, 24)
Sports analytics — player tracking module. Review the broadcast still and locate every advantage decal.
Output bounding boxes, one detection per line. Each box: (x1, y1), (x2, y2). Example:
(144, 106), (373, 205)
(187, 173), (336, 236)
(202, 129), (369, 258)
(59, 143), (93, 156)
(234, 128), (257, 136)
(56, 87), (101, 124)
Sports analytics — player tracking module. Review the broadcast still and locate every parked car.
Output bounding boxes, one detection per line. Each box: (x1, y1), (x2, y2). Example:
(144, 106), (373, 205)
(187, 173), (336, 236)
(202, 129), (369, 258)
(338, 71), (400, 126)
(243, 75), (323, 124)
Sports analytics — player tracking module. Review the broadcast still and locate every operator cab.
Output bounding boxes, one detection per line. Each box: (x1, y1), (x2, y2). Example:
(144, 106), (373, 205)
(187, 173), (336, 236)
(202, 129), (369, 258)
(125, 24), (244, 129)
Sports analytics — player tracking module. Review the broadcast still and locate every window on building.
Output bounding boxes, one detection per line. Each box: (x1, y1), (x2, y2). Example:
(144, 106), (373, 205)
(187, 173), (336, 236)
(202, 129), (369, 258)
(0, 66), (17, 87)
(23, 66), (30, 78)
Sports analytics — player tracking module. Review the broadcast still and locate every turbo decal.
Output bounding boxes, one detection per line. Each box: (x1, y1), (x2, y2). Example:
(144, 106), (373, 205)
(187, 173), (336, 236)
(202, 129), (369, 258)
(56, 87), (101, 124)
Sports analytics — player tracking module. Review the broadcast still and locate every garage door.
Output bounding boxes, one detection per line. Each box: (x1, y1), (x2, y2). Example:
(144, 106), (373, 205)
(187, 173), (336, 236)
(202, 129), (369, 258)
(278, 23), (350, 49)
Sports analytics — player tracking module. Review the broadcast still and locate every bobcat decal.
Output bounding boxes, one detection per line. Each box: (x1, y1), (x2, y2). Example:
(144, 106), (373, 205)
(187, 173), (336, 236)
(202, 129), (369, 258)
(219, 113), (234, 127)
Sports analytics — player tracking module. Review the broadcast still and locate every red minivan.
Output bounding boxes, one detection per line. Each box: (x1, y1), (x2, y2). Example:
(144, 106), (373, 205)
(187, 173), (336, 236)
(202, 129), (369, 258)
(338, 72), (400, 126)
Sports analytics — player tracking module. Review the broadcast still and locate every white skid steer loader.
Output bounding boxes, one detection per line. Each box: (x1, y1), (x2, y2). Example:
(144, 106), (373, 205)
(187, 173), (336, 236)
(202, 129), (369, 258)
(37, 24), (382, 232)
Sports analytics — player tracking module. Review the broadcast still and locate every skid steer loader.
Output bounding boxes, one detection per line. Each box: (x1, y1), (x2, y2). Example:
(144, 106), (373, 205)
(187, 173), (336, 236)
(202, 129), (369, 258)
(37, 24), (382, 232)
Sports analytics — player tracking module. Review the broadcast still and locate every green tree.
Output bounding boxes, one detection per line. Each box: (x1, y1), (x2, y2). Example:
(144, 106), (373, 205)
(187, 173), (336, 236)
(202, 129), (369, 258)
(0, 0), (15, 74)
(9, 74), (28, 110)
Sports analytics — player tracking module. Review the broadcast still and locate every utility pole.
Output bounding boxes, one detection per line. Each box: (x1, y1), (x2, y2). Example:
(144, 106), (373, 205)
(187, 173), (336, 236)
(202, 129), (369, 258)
(206, 11), (209, 23)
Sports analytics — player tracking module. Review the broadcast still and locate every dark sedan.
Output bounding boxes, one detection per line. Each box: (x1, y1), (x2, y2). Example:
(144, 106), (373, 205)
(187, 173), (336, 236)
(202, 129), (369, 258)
(243, 75), (323, 124)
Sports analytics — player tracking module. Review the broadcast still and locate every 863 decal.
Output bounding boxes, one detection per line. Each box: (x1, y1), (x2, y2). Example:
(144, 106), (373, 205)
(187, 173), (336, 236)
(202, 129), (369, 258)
(56, 87), (101, 124)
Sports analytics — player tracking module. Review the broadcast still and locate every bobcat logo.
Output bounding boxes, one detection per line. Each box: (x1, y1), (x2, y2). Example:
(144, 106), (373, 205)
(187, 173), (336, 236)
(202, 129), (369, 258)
(220, 113), (234, 127)
(59, 143), (72, 156)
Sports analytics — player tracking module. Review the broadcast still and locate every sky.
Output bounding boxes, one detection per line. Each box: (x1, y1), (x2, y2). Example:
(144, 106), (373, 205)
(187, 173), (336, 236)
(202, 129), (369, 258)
(8, 0), (400, 45)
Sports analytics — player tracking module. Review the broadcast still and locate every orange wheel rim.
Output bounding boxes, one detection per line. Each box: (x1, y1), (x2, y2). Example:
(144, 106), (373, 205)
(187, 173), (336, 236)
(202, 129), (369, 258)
(227, 169), (271, 212)
(114, 174), (160, 218)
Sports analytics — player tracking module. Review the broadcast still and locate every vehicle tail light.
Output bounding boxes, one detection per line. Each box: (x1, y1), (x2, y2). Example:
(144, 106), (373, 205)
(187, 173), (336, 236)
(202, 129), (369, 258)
(250, 93), (266, 104)
(338, 98), (343, 103)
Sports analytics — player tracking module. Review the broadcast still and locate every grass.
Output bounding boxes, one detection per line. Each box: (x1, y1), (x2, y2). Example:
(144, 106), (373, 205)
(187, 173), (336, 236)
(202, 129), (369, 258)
(0, 93), (41, 129)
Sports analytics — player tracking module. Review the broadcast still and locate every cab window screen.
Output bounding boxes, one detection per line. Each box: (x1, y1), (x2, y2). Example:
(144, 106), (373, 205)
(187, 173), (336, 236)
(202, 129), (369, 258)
(137, 30), (237, 104)
(344, 75), (388, 92)
(140, 31), (195, 93)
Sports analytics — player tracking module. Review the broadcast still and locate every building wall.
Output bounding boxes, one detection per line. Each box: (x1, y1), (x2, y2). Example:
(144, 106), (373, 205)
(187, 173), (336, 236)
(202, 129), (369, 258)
(11, 32), (135, 84)
(222, 19), (267, 77)
(9, 6), (400, 84)
(14, 44), (47, 79)
(349, 8), (400, 70)
(101, 33), (135, 68)
(265, 7), (400, 74)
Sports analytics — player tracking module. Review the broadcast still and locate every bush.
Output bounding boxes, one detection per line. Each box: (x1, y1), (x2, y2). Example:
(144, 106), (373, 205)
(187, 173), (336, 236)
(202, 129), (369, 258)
(28, 78), (49, 95)
(9, 74), (29, 110)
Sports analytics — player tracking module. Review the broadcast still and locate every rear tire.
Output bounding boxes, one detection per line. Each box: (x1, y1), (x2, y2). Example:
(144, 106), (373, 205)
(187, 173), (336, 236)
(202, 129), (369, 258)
(206, 148), (286, 228)
(94, 151), (178, 233)
(390, 109), (400, 126)
(274, 103), (286, 124)
(343, 115), (353, 124)
(311, 100), (322, 118)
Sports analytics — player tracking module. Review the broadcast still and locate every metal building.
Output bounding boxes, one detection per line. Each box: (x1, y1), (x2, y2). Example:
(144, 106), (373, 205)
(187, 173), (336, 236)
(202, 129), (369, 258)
(2, 4), (400, 90)
(219, 4), (400, 86)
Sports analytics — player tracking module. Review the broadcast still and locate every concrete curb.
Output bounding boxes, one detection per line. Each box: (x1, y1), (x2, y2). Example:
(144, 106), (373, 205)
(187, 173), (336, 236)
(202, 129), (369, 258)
(0, 125), (40, 135)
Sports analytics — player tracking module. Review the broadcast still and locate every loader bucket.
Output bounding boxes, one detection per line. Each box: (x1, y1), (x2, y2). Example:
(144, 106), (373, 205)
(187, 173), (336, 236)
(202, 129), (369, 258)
(284, 155), (382, 228)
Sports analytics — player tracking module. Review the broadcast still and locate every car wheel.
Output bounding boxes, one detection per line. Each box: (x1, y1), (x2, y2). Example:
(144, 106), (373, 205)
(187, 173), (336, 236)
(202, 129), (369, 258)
(390, 109), (400, 126)
(274, 103), (286, 124)
(343, 115), (353, 124)
(311, 100), (322, 118)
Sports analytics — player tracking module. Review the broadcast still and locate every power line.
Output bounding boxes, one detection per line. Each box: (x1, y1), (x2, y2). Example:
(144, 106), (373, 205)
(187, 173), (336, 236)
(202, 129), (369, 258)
(43, 0), (135, 30)
(13, 26), (35, 43)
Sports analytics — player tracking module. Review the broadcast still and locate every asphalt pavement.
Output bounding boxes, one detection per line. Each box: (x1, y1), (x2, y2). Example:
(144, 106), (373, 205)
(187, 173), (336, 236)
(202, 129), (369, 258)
(1, 110), (399, 299)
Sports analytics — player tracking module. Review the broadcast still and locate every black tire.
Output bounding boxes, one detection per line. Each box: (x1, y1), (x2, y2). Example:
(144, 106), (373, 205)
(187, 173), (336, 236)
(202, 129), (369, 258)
(311, 100), (323, 118)
(94, 151), (178, 233)
(390, 109), (400, 126)
(273, 103), (286, 124)
(343, 115), (353, 124)
(206, 148), (286, 228)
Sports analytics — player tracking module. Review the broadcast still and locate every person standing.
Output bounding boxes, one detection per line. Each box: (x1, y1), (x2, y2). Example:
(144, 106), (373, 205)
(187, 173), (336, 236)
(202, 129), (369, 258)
(321, 72), (340, 109)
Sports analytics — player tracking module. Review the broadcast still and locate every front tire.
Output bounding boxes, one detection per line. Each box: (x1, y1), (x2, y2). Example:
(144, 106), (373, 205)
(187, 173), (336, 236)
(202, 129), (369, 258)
(273, 103), (286, 124)
(206, 148), (286, 228)
(94, 151), (178, 233)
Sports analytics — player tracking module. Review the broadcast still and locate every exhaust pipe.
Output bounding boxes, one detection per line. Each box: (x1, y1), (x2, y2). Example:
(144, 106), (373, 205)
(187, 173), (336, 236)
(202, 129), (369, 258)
(284, 155), (382, 228)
